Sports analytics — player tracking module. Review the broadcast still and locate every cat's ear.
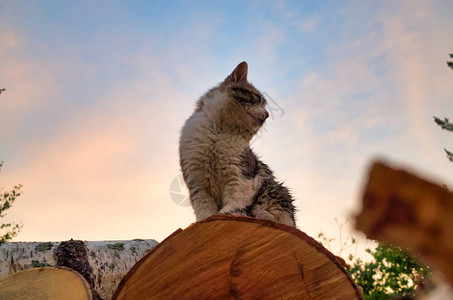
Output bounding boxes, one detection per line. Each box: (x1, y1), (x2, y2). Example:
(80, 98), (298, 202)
(225, 61), (248, 83)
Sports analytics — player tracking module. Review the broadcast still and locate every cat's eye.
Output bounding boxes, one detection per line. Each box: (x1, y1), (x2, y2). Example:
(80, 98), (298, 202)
(254, 93), (263, 105)
(244, 102), (253, 109)
(255, 93), (267, 106)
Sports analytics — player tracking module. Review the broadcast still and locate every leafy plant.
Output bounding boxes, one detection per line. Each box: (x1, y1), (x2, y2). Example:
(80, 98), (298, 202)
(317, 218), (358, 258)
(348, 242), (430, 299)
(447, 53), (453, 70)
(317, 219), (430, 299)
(31, 260), (53, 268)
(35, 242), (53, 252)
(433, 54), (453, 162)
(1, 161), (23, 244)
(107, 242), (125, 251)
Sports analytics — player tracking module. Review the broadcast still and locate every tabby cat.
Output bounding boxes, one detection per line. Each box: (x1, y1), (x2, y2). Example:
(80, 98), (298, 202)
(179, 61), (296, 227)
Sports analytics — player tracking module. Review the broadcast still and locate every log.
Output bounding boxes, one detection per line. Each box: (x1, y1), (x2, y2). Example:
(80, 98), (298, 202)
(0, 239), (158, 299)
(0, 266), (92, 300)
(355, 161), (453, 286)
(113, 216), (363, 299)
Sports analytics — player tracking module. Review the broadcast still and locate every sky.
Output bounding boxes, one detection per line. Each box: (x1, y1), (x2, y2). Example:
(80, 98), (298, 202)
(1, 1), (452, 257)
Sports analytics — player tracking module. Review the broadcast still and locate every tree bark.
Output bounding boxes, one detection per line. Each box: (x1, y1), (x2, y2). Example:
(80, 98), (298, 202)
(0, 239), (157, 299)
(113, 216), (363, 300)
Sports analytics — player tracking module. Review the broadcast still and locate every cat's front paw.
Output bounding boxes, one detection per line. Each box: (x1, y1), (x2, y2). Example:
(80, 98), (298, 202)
(219, 206), (248, 217)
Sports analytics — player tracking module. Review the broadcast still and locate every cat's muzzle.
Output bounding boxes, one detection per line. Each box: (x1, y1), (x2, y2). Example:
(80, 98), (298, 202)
(258, 110), (269, 123)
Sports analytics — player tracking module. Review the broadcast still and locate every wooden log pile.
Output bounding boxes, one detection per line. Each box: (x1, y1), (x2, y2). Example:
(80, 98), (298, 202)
(0, 217), (363, 299)
(0, 239), (157, 299)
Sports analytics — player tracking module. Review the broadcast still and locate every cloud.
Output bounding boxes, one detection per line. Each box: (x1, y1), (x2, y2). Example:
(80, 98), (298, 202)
(292, 16), (323, 33)
(370, 1), (453, 171)
(3, 84), (193, 242)
(0, 31), (61, 143)
(258, 1), (453, 250)
(0, 19), (201, 242)
(1, 0), (452, 250)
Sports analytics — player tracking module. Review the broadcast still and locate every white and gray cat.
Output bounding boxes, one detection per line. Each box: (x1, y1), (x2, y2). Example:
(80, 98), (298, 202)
(179, 61), (296, 227)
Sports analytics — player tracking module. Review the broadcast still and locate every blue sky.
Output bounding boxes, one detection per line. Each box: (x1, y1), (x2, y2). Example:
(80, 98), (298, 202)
(1, 1), (452, 256)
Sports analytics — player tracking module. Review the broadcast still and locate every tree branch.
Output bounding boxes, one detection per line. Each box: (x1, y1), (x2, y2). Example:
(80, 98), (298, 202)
(434, 117), (453, 131)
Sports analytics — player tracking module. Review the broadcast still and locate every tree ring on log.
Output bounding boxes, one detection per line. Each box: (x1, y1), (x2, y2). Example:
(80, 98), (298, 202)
(0, 266), (92, 300)
(113, 215), (363, 299)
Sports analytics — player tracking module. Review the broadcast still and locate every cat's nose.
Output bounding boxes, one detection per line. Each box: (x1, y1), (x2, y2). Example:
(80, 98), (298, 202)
(259, 111), (269, 124)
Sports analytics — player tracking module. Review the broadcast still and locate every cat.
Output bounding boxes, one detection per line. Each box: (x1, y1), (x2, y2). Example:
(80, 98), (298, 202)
(179, 61), (296, 227)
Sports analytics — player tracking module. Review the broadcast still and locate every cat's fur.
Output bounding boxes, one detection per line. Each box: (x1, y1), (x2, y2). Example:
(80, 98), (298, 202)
(179, 61), (296, 227)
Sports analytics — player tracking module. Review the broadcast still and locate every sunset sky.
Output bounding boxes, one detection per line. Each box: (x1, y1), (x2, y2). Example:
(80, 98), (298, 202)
(1, 1), (452, 255)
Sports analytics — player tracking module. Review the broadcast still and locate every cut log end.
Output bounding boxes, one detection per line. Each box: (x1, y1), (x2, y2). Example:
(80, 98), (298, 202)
(113, 215), (363, 299)
(0, 267), (92, 300)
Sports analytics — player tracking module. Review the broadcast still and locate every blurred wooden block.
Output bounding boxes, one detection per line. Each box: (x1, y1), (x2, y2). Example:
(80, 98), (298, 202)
(113, 215), (362, 299)
(0, 267), (92, 300)
(356, 161), (453, 286)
